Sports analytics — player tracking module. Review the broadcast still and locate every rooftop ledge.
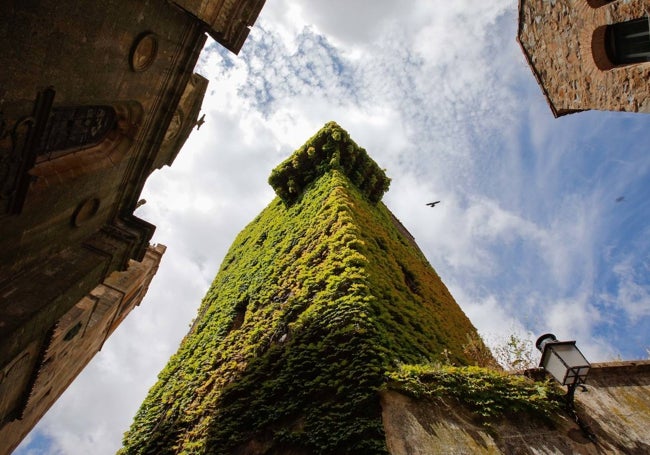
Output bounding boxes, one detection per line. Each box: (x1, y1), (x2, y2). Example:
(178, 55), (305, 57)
(268, 122), (391, 205)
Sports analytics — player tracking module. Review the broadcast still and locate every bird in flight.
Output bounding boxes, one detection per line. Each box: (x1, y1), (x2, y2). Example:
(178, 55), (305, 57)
(426, 201), (440, 207)
(616, 196), (624, 203)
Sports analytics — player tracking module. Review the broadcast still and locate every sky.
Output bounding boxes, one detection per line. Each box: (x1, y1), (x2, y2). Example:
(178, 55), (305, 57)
(15, 1), (650, 453)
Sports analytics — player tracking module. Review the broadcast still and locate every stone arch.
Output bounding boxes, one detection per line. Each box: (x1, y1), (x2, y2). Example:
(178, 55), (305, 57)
(592, 25), (615, 70)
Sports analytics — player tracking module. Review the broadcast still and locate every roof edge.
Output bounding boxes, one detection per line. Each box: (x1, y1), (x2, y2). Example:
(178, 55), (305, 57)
(268, 122), (391, 205)
(517, 0), (562, 118)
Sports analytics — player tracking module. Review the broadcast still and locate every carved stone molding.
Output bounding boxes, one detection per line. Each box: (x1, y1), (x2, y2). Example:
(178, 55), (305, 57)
(72, 198), (101, 227)
(163, 108), (184, 142)
(129, 32), (158, 72)
(29, 101), (143, 190)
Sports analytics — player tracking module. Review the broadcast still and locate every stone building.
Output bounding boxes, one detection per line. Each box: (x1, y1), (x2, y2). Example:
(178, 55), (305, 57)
(0, 244), (165, 455)
(119, 122), (489, 454)
(518, 0), (650, 116)
(0, 0), (265, 449)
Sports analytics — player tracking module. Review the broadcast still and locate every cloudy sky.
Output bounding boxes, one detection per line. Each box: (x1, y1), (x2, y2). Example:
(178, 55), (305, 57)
(16, 0), (650, 453)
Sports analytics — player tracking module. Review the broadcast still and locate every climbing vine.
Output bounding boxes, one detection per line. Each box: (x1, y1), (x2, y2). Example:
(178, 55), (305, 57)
(268, 121), (391, 205)
(387, 364), (563, 422)
(120, 123), (487, 455)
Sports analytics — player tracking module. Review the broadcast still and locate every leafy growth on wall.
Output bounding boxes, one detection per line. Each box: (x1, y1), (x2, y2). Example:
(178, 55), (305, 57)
(387, 364), (563, 422)
(120, 123), (488, 455)
(268, 121), (391, 205)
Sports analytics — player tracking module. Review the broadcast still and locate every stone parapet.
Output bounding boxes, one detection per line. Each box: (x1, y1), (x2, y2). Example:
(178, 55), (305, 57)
(383, 360), (650, 454)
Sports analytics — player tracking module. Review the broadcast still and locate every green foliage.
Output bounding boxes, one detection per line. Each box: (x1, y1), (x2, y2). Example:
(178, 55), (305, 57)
(268, 121), (391, 205)
(387, 364), (563, 422)
(120, 124), (488, 455)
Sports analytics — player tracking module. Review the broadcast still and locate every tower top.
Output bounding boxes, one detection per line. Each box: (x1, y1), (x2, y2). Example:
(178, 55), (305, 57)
(269, 121), (391, 204)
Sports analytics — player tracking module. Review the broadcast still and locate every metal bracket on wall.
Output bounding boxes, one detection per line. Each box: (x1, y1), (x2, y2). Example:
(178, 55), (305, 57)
(566, 382), (597, 443)
(0, 87), (55, 215)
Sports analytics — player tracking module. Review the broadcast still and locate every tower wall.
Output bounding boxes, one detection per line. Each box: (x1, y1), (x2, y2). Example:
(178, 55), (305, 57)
(120, 123), (488, 454)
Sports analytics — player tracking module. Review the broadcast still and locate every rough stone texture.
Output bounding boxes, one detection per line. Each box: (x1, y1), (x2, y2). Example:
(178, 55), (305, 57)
(0, 244), (165, 455)
(171, 0), (266, 53)
(0, 0), (265, 449)
(382, 360), (650, 454)
(518, 0), (650, 116)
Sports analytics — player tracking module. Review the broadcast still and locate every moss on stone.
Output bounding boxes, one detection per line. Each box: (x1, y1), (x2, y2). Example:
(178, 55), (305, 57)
(120, 123), (488, 454)
(268, 121), (390, 205)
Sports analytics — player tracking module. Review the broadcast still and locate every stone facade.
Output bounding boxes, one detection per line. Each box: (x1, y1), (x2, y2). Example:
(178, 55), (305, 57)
(383, 360), (650, 454)
(0, 244), (165, 455)
(0, 0), (265, 449)
(518, 0), (650, 116)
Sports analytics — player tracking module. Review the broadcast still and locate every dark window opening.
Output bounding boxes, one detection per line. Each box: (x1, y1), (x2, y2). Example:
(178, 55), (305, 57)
(36, 105), (117, 158)
(606, 17), (650, 65)
(587, 0), (616, 8)
(63, 321), (83, 341)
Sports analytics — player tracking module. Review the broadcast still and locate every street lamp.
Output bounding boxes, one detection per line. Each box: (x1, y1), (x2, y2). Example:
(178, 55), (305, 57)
(535, 333), (595, 442)
(535, 333), (590, 388)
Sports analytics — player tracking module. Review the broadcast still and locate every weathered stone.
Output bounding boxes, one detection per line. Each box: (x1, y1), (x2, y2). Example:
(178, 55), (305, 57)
(0, 0), (265, 450)
(0, 245), (166, 455)
(383, 361), (650, 454)
(518, 0), (650, 116)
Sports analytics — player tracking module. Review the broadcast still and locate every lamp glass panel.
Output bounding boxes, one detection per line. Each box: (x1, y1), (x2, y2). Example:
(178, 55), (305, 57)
(552, 343), (589, 368)
(543, 349), (568, 384)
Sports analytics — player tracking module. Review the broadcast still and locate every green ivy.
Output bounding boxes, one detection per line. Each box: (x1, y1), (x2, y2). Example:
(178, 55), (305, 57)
(387, 364), (564, 422)
(268, 121), (391, 205)
(120, 123), (488, 455)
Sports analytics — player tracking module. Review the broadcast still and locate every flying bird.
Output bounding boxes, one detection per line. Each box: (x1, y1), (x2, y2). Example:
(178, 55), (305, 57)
(426, 201), (440, 207)
(616, 196), (624, 203)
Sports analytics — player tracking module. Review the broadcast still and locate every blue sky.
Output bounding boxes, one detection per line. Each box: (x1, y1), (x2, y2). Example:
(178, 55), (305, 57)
(16, 1), (650, 453)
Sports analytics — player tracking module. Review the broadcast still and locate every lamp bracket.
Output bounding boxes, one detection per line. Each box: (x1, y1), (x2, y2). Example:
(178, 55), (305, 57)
(565, 383), (596, 443)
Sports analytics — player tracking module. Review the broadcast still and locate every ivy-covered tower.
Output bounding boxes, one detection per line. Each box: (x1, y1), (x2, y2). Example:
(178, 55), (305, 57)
(121, 122), (486, 454)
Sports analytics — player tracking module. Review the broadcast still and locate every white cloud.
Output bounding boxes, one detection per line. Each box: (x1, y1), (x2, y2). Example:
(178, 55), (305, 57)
(15, 1), (650, 453)
(602, 257), (650, 320)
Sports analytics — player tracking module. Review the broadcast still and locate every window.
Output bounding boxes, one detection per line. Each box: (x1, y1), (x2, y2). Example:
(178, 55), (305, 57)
(587, 0), (616, 8)
(36, 105), (117, 159)
(606, 17), (650, 65)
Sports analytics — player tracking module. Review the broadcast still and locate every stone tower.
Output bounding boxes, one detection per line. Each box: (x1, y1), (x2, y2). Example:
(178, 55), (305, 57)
(120, 122), (485, 454)
(518, 0), (650, 116)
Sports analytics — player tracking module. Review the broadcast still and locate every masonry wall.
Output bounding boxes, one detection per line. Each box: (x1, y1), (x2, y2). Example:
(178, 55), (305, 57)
(0, 1), (265, 451)
(0, 244), (165, 455)
(382, 360), (650, 454)
(518, 0), (650, 116)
